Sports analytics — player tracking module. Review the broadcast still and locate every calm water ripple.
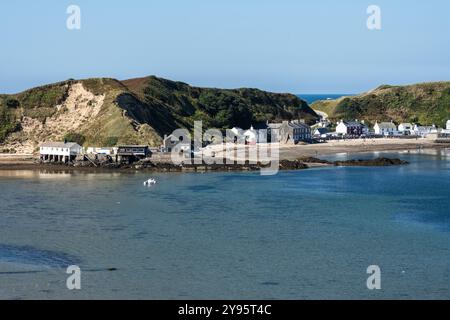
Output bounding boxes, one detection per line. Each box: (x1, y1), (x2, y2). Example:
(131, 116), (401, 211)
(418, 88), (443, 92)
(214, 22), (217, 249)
(0, 149), (449, 299)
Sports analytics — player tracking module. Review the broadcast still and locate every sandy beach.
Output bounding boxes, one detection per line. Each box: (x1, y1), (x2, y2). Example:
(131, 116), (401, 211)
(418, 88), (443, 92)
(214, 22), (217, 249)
(207, 137), (447, 162)
(278, 137), (446, 160)
(0, 154), (35, 165)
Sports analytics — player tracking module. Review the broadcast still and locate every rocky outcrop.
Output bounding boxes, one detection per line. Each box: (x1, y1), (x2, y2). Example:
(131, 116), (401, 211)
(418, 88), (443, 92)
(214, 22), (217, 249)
(333, 157), (409, 167)
(279, 159), (309, 170)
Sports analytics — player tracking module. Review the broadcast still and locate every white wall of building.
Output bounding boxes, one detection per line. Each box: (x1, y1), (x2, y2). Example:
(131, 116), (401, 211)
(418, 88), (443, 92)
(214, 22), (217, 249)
(374, 123), (397, 136)
(40, 146), (71, 156)
(398, 123), (413, 132)
(40, 145), (82, 156)
(244, 127), (258, 145)
(336, 121), (348, 135)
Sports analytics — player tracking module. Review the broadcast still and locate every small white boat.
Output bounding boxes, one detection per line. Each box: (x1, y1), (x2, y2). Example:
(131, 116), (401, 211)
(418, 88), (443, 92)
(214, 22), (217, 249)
(143, 179), (157, 186)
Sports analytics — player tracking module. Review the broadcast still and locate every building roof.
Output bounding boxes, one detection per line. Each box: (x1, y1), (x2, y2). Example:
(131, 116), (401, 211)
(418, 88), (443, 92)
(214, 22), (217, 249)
(415, 126), (435, 130)
(250, 123), (270, 130)
(164, 134), (179, 142)
(314, 128), (330, 134)
(399, 123), (413, 127)
(340, 121), (366, 128)
(267, 123), (282, 129)
(40, 142), (81, 148)
(266, 121), (310, 130)
(376, 122), (397, 129)
(244, 128), (258, 134)
(288, 122), (309, 129)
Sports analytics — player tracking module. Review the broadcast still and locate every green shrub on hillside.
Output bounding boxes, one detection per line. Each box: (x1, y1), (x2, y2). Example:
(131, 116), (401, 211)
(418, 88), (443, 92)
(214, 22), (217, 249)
(6, 98), (20, 108)
(64, 132), (86, 146)
(325, 83), (450, 127)
(104, 136), (119, 147)
(23, 107), (56, 122)
(18, 85), (68, 109)
(0, 107), (20, 143)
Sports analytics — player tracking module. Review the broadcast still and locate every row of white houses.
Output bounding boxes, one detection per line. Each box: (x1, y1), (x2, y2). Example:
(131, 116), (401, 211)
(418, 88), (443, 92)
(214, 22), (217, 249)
(331, 120), (450, 137)
(228, 120), (312, 145)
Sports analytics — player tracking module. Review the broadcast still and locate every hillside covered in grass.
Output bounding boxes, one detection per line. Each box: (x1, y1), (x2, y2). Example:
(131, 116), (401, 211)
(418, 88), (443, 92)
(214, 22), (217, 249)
(311, 82), (450, 127)
(0, 76), (318, 153)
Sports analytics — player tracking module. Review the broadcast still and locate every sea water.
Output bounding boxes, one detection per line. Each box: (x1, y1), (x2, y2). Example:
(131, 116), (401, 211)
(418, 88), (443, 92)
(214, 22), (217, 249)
(0, 149), (449, 299)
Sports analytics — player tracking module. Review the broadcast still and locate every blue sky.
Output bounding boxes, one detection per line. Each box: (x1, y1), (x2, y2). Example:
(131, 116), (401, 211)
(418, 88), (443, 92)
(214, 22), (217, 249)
(1, 0), (449, 94)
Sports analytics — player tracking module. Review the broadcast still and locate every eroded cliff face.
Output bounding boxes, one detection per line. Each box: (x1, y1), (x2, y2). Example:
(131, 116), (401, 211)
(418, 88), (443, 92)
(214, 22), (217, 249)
(0, 80), (163, 154)
(2, 83), (105, 154)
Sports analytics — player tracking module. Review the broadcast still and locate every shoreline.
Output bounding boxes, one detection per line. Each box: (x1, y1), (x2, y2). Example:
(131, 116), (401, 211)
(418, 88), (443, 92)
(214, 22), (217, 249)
(1, 139), (447, 173)
(280, 139), (448, 160)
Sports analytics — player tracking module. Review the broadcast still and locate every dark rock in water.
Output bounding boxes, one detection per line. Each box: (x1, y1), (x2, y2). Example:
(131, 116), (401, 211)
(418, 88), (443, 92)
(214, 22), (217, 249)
(334, 157), (409, 167)
(279, 160), (309, 170)
(297, 157), (332, 164)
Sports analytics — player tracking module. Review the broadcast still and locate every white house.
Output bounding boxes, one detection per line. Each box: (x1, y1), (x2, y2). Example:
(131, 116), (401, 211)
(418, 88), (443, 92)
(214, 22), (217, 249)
(413, 124), (438, 137)
(336, 121), (349, 135)
(441, 120), (450, 135)
(163, 134), (192, 153)
(85, 147), (114, 155)
(313, 128), (330, 138)
(374, 122), (398, 136)
(228, 127), (246, 144)
(230, 127), (244, 136)
(398, 123), (413, 135)
(244, 126), (259, 145)
(40, 142), (83, 163)
(336, 120), (366, 136)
